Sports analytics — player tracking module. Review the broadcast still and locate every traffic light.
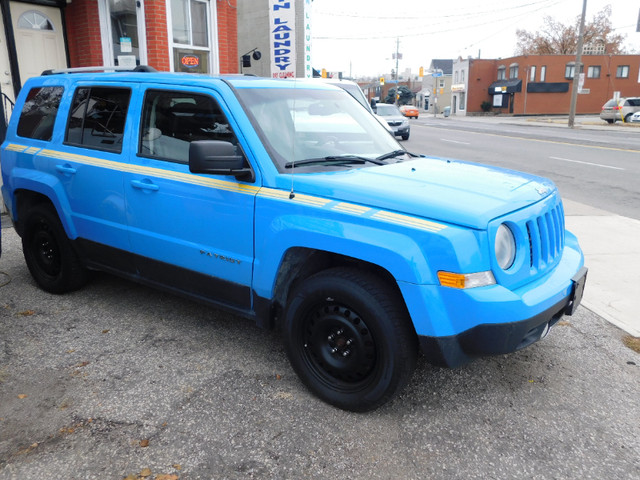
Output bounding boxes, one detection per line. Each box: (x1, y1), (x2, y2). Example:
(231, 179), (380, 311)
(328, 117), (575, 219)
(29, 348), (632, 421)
(380, 77), (385, 85)
(419, 66), (424, 77)
(322, 68), (327, 78)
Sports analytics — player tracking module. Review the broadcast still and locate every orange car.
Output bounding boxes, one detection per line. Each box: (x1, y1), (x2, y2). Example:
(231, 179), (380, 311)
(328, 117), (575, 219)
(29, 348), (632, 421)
(399, 105), (419, 119)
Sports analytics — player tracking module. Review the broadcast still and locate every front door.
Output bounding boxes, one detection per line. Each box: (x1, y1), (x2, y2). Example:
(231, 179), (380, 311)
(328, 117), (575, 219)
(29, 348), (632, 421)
(124, 85), (257, 310)
(9, 3), (67, 82)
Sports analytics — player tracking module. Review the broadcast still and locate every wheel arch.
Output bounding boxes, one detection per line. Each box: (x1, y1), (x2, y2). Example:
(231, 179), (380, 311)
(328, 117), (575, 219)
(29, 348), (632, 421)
(269, 247), (413, 333)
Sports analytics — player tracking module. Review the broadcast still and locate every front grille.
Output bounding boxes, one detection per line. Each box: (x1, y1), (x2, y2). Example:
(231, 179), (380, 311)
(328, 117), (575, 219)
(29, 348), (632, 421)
(525, 202), (565, 271)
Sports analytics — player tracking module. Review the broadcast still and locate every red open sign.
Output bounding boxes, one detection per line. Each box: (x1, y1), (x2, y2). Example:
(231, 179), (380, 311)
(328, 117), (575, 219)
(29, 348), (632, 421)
(181, 55), (200, 68)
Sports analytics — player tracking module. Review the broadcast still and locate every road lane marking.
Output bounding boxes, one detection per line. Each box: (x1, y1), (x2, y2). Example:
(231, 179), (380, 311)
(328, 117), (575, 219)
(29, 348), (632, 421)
(549, 156), (625, 170)
(415, 122), (640, 154)
(441, 138), (470, 145)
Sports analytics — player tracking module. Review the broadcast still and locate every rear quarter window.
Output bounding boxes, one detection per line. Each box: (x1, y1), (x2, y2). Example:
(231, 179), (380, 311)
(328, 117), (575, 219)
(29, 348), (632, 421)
(16, 86), (64, 141)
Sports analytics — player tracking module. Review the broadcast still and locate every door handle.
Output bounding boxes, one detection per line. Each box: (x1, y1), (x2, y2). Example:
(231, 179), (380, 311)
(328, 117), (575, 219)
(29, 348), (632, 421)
(55, 164), (77, 175)
(130, 179), (159, 191)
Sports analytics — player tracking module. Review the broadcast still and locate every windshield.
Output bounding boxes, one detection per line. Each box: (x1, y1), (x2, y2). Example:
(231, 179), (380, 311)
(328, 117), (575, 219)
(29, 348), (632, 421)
(236, 87), (402, 171)
(375, 104), (402, 117)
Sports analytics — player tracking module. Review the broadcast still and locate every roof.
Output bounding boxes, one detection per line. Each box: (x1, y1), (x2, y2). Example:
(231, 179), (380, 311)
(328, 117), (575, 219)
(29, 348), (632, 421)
(429, 59), (454, 76)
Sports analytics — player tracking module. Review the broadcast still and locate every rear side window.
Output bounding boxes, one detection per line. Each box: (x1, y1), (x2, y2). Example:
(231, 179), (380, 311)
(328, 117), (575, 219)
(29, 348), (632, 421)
(65, 86), (131, 153)
(17, 86), (64, 141)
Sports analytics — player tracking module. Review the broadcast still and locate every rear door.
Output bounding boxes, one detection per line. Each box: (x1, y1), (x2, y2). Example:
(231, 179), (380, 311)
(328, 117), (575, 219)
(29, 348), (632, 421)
(123, 85), (258, 311)
(39, 82), (133, 271)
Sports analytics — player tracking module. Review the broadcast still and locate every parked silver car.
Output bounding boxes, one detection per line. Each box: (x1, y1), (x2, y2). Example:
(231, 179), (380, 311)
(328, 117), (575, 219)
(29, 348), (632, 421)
(600, 97), (640, 123)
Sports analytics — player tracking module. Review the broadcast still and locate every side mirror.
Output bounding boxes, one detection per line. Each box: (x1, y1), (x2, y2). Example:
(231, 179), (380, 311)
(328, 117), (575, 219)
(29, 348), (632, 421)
(189, 140), (254, 181)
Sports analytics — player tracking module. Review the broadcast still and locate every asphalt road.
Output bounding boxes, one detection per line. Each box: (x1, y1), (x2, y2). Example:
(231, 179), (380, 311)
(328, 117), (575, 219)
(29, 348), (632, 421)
(1, 213), (639, 479)
(403, 116), (640, 220)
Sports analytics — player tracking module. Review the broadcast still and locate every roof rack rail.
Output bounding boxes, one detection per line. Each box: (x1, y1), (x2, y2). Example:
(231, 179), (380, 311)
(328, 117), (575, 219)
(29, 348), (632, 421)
(41, 65), (157, 76)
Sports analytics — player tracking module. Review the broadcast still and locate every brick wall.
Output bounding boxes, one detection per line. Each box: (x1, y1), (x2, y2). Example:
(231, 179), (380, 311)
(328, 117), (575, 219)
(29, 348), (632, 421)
(467, 55), (640, 115)
(64, 0), (104, 67)
(64, 0), (237, 74)
(144, 0), (170, 71)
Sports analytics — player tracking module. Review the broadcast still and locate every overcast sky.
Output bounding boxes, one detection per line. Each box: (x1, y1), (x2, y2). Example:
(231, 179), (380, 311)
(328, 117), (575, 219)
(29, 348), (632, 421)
(310, 0), (639, 78)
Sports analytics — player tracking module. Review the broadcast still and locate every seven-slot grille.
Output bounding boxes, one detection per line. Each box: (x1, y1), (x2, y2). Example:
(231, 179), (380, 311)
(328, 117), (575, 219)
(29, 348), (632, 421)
(526, 201), (565, 271)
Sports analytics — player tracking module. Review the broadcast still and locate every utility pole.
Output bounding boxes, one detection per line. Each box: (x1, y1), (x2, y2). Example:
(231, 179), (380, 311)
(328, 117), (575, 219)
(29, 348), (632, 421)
(568, 0), (587, 128)
(394, 37), (400, 105)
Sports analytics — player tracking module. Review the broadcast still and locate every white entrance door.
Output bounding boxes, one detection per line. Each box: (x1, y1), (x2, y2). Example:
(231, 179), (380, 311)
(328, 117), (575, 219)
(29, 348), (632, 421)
(9, 3), (67, 83)
(0, 13), (14, 103)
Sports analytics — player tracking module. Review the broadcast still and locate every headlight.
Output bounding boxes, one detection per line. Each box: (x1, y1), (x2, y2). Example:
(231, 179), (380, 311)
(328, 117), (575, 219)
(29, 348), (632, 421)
(495, 224), (516, 270)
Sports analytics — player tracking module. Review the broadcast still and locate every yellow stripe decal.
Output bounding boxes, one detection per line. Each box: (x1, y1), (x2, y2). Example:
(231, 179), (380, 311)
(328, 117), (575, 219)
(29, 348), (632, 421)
(372, 210), (445, 232)
(13, 146), (447, 233)
(6, 143), (28, 152)
(332, 202), (371, 215)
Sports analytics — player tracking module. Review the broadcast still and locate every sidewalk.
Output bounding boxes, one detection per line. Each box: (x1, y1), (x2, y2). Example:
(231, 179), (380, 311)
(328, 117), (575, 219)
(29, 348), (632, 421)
(564, 199), (640, 337)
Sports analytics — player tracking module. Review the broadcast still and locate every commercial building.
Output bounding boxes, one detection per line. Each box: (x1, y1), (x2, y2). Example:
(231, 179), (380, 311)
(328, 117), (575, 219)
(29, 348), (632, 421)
(0, 0), (240, 105)
(452, 54), (640, 116)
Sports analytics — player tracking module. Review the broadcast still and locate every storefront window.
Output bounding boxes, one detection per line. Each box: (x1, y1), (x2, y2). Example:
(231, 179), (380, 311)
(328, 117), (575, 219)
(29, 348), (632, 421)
(171, 0), (210, 73)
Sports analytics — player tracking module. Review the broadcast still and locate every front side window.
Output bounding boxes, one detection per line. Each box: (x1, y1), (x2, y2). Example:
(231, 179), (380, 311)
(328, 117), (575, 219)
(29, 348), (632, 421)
(65, 87), (131, 153)
(616, 65), (629, 78)
(139, 90), (239, 164)
(17, 86), (64, 140)
(171, 0), (210, 73)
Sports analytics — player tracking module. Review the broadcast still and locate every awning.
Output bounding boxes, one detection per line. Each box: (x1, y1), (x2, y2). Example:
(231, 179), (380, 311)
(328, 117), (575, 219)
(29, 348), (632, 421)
(488, 79), (522, 94)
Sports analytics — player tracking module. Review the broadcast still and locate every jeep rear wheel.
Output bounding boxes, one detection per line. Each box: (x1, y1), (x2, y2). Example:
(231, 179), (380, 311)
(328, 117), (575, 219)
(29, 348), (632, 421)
(22, 204), (88, 294)
(284, 267), (417, 412)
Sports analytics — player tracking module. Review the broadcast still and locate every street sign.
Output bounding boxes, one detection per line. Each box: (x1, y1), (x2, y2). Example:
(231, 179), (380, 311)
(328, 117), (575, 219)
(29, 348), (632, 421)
(432, 72), (442, 77)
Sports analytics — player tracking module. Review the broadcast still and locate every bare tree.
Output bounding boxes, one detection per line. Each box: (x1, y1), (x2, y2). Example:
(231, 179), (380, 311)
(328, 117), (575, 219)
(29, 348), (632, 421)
(515, 5), (627, 55)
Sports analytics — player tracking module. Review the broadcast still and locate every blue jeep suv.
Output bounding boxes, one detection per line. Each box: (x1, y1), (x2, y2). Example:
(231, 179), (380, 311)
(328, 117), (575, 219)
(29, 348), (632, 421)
(0, 68), (586, 411)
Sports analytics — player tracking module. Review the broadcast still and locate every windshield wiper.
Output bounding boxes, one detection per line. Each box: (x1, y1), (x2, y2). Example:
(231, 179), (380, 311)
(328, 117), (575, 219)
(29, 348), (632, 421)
(375, 149), (408, 161)
(285, 155), (386, 169)
(375, 149), (422, 162)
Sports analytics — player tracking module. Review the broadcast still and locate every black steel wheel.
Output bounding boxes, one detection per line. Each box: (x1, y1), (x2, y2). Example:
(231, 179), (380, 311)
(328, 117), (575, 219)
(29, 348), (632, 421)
(284, 267), (417, 412)
(22, 204), (88, 294)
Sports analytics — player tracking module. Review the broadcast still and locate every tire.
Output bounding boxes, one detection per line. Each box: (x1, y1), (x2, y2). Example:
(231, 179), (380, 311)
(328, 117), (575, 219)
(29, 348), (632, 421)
(624, 113), (632, 123)
(22, 204), (88, 294)
(401, 133), (409, 140)
(605, 119), (614, 124)
(283, 267), (418, 412)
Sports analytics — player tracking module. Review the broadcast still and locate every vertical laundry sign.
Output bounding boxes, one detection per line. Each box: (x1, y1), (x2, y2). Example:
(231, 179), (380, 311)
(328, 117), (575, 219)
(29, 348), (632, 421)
(269, 0), (296, 78)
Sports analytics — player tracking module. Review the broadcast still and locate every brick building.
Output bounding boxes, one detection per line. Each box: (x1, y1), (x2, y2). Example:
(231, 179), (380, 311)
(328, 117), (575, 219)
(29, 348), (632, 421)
(0, 0), (239, 103)
(452, 54), (640, 116)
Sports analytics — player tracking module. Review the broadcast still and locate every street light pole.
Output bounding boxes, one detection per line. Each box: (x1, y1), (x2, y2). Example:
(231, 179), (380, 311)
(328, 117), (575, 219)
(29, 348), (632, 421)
(568, 0), (587, 128)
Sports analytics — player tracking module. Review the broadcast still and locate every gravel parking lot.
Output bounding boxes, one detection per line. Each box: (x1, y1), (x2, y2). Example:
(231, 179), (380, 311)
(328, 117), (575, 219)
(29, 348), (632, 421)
(1, 217), (639, 480)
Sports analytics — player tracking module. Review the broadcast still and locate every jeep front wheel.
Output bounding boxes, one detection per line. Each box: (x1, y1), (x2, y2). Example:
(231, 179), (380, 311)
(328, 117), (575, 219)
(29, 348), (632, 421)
(22, 204), (88, 294)
(283, 267), (417, 412)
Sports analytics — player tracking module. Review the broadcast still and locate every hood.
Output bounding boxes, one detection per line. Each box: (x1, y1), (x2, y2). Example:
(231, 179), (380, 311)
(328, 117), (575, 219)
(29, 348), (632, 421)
(279, 157), (556, 229)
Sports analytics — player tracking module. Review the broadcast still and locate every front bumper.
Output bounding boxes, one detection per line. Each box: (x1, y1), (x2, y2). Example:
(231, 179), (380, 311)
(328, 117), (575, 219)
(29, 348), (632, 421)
(419, 266), (588, 367)
(392, 126), (409, 136)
